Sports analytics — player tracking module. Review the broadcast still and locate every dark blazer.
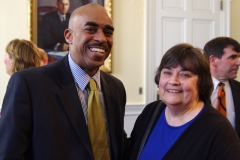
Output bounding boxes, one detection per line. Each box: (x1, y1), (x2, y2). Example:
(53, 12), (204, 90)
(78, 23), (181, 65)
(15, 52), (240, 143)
(38, 10), (71, 50)
(229, 79), (240, 137)
(127, 101), (240, 160)
(0, 55), (127, 160)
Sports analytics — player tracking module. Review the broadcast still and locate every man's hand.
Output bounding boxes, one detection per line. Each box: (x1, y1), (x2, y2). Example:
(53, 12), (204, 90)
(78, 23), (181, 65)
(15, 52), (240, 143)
(57, 43), (69, 51)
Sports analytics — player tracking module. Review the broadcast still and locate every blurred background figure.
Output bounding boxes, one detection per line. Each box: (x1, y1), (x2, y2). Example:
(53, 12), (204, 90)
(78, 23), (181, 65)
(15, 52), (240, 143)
(38, 48), (49, 65)
(203, 37), (240, 137)
(4, 38), (42, 76)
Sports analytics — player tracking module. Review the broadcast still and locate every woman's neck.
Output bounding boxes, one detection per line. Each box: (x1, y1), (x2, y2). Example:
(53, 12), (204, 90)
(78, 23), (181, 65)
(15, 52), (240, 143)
(165, 100), (204, 126)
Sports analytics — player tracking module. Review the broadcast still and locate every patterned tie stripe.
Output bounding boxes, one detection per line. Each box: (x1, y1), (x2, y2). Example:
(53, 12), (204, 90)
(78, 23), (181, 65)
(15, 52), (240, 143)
(217, 82), (226, 116)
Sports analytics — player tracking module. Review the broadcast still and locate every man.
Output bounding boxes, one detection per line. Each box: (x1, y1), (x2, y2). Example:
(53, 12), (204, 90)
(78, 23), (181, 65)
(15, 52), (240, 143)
(39, 0), (71, 51)
(204, 37), (240, 137)
(0, 3), (127, 160)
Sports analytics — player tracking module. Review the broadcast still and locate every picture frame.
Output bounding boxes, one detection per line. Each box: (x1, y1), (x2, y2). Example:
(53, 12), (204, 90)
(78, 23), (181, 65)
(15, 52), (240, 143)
(28, 0), (112, 72)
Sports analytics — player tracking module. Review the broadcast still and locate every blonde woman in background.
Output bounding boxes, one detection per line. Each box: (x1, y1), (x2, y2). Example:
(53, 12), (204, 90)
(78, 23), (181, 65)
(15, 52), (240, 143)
(4, 39), (43, 76)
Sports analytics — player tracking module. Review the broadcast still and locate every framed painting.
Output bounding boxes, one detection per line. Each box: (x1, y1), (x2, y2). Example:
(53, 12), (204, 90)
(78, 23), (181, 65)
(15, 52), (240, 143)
(29, 0), (112, 72)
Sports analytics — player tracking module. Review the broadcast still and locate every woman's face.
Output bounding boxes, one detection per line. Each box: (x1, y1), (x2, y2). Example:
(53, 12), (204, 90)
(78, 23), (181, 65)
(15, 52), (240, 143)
(4, 53), (13, 76)
(159, 65), (199, 108)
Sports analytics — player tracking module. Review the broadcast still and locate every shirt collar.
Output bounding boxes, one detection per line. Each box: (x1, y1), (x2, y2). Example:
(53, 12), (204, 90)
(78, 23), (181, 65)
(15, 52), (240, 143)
(57, 11), (65, 20)
(212, 76), (229, 90)
(68, 54), (101, 91)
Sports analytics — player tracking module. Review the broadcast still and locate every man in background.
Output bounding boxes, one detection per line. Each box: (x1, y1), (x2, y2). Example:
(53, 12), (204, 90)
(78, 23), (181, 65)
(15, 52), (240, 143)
(204, 37), (240, 137)
(39, 0), (70, 51)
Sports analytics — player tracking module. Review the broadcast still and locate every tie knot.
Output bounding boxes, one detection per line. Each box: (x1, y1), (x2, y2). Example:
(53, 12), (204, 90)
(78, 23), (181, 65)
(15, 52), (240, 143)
(218, 82), (225, 87)
(88, 78), (97, 91)
(61, 15), (65, 21)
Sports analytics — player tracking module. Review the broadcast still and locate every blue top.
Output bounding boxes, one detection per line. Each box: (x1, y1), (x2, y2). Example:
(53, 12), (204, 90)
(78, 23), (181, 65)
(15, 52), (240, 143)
(139, 105), (205, 160)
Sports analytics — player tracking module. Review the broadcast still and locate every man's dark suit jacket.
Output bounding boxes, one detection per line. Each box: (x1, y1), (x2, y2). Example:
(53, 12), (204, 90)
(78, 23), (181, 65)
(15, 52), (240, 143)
(229, 79), (240, 137)
(0, 55), (127, 160)
(38, 10), (71, 50)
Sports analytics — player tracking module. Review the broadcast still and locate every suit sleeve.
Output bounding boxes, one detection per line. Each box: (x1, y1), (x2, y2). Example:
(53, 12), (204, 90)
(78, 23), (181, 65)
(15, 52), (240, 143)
(0, 73), (33, 159)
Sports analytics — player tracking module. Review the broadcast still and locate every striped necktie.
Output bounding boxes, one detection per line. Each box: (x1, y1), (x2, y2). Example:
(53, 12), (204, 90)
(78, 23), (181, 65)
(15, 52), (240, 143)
(217, 82), (226, 116)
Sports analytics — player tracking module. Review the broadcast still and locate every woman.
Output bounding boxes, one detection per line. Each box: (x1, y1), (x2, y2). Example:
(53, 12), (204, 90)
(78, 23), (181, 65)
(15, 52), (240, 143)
(38, 48), (49, 65)
(128, 43), (240, 159)
(4, 39), (42, 76)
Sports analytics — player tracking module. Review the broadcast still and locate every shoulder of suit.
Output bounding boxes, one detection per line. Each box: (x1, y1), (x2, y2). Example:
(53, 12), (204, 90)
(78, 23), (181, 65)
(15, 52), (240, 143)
(229, 79), (240, 86)
(43, 10), (58, 19)
(66, 12), (71, 17)
(100, 70), (124, 86)
(101, 71), (117, 80)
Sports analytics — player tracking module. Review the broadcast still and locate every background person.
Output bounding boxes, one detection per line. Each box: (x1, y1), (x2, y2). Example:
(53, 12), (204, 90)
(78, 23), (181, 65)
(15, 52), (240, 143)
(39, 0), (70, 51)
(4, 38), (42, 76)
(0, 3), (127, 160)
(203, 37), (240, 137)
(38, 48), (49, 65)
(127, 43), (240, 160)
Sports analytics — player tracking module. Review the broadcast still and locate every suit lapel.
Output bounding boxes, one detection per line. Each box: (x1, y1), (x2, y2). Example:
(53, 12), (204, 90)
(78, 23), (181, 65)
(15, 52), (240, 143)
(229, 79), (240, 136)
(100, 73), (118, 158)
(56, 56), (93, 156)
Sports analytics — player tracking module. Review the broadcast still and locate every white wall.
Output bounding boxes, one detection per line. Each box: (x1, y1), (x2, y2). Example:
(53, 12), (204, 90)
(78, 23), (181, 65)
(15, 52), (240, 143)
(0, 0), (29, 107)
(111, 0), (146, 136)
(111, 0), (145, 105)
(231, 0), (240, 82)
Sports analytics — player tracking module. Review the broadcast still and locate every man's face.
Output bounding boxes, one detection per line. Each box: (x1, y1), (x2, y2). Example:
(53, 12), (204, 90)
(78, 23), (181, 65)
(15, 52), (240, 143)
(65, 7), (114, 76)
(57, 0), (70, 15)
(214, 46), (240, 81)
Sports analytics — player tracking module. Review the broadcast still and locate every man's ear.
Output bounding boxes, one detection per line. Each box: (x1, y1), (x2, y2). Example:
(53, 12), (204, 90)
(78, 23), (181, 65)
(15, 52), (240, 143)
(64, 29), (73, 44)
(209, 55), (217, 67)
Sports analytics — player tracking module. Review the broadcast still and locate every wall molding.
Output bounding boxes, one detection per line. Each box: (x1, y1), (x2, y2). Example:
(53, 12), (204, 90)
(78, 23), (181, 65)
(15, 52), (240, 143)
(145, 0), (157, 104)
(125, 104), (145, 116)
(220, 0), (231, 36)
